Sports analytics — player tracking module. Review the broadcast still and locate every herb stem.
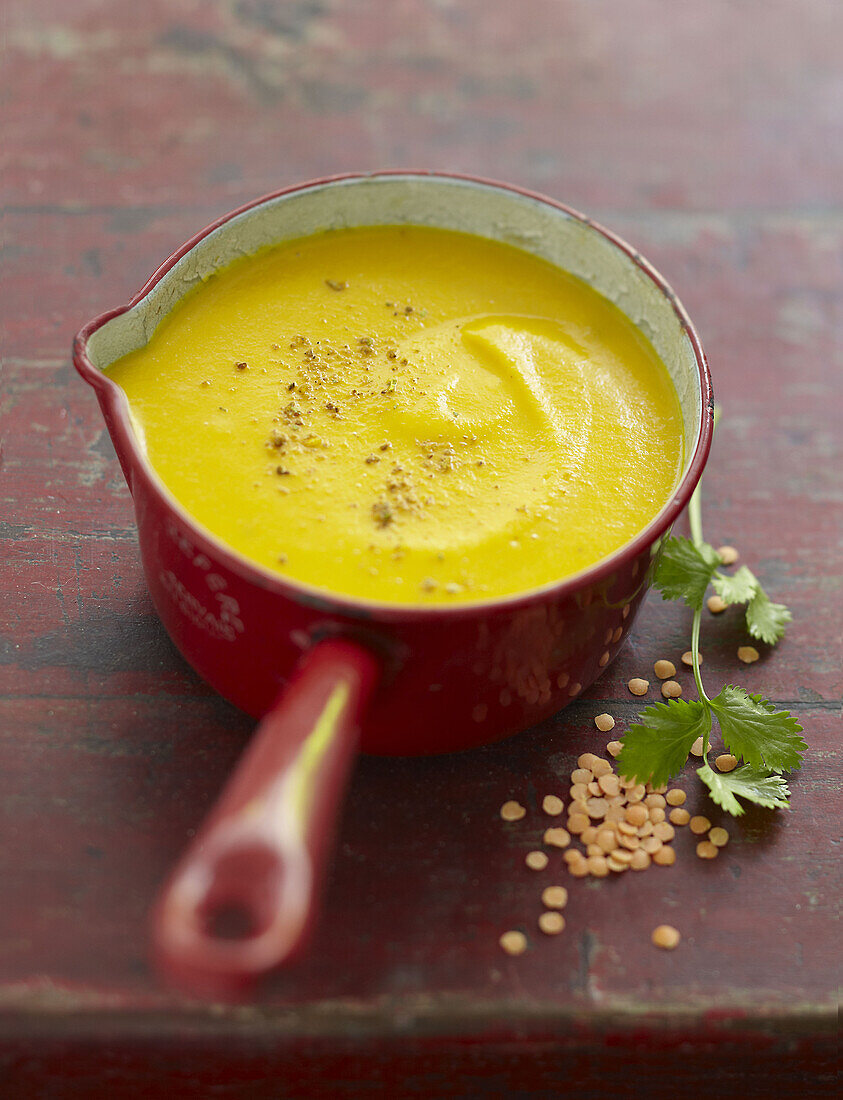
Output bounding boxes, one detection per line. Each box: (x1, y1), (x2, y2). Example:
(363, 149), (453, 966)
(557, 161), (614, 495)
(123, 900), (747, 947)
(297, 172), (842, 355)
(690, 605), (709, 707)
(687, 478), (710, 727)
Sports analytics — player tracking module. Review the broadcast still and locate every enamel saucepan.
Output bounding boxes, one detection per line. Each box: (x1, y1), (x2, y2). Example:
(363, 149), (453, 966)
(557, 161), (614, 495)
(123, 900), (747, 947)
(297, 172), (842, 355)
(73, 172), (713, 998)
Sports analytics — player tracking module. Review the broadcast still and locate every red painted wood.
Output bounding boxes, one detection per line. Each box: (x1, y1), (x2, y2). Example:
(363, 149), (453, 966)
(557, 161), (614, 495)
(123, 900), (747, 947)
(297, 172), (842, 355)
(1, 0), (840, 1095)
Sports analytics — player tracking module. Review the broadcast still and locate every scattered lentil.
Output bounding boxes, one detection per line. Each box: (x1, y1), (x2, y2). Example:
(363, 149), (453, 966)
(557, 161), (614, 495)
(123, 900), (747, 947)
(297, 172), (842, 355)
(696, 840), (719, 860)
(568, 860), (590, 878)
(581, 825), (599, 845)
(544, 827), (571, 849)
(690, 736), (705, 757)
(628, 677), (649, 696)
(595, 713), (615, 732)
(653, 822), (675, 843)
(649, 807), (666, 824)
(586, 797), (609, 820)
(665, 789), (686, 806)
(588, 855), (609, 877)
(715, 753), (738, 773)
(709, 826), (730, 848)
(571, 768), (593, 785)
(645, 794), (666, 809)
(631, 849), (652, 870)
(607, 856), (629, 873)
(653, 846), (676, 866)
(641, 836), (663, 855)
(578, 753), (600, 770)
(597, 829), (617, 853)
(717, 545), (740, 565)
(661, 680), (683, 699)
(567, 812), (590, 835)
(542, 886), (568, 909)
(525, 851), (549, 871)
(738, 646), (760, 664)
(591, 758), (613, 778)
(707, 595), (727, 614)
(598, 774), (620, 797)
(499, 930), (528, 956)
(625, 803), (648, 827)
(654, 659), (676, 679)
(669, 808), (691, 826)
(652, 924), (681, 950)
(542, 794), (565, 816)
(689, 816), (711, 835)
(606, 740), (623, 758)
(500, 800), (526, 822)
(681, 650), (700, 667)
(538, 911), (566, 935)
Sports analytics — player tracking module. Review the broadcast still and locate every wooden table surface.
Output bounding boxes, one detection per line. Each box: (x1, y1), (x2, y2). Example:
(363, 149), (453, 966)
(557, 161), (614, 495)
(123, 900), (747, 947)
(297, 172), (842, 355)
(2, 1), (840, 1096)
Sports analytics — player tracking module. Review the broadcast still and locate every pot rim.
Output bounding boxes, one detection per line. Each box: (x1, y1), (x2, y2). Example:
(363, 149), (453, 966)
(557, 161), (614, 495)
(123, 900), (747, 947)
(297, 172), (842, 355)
(72, 169), (714, 624)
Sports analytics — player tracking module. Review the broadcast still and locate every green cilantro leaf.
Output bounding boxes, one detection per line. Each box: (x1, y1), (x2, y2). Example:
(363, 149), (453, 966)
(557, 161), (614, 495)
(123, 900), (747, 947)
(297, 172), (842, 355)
(709, 686), (806, 772)
(654, 537), (721, 611)
(617, 699), (711, 788)
(711, 565), (758, 605)
(746, 588), (792, 644)
(697, 762), (791, 816)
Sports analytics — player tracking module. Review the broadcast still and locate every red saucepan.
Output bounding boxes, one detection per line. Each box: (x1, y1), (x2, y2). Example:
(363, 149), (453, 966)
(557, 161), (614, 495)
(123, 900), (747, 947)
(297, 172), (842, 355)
(73, 172), (713, 998)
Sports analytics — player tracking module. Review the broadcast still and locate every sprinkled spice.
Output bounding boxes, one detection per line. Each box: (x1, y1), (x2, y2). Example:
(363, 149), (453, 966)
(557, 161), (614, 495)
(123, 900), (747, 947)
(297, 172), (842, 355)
(324, 279), (348, 291)
(372, 500), (393, 527)
(235, 361), (248, 370)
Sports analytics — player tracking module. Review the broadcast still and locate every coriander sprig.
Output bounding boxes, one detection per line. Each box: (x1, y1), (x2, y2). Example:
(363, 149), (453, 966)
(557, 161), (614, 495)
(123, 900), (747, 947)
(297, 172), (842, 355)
(616, 476), (805, 817)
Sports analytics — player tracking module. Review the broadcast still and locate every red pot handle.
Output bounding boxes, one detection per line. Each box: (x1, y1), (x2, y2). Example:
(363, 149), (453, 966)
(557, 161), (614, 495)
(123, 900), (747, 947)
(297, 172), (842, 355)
(151, 637), (380, 999)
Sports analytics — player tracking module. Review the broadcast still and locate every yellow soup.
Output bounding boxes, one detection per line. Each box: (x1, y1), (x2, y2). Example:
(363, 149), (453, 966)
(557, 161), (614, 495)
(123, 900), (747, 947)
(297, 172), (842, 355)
(107, 225), (684, 604)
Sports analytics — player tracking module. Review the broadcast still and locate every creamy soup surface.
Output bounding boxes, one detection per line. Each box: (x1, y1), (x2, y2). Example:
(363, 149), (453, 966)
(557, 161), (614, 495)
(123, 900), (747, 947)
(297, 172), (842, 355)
(107, 225), (685, 604)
